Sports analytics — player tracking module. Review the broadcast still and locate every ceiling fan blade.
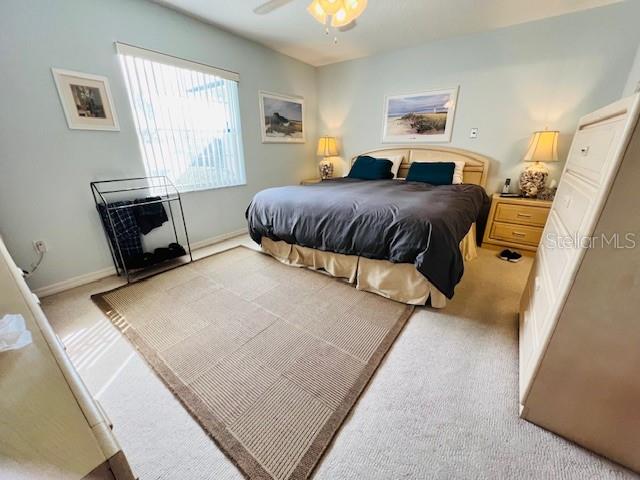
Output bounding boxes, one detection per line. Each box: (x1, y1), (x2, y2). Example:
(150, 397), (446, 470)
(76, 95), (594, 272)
(338, 19), (357, 32)
(253, 0), (294, 15)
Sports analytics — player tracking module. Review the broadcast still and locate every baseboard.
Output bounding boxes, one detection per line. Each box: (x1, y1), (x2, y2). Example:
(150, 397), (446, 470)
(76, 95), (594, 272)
(34, 266), (117, 298)
(189, 228), (248, 250)
(34, 228), (249, 298)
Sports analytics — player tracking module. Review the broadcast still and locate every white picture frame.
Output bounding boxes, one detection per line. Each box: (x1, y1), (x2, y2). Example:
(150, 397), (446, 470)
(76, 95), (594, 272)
(382, 87), (458, 143)
(52, 68), (120, 131)
(259, 91), (305, 143)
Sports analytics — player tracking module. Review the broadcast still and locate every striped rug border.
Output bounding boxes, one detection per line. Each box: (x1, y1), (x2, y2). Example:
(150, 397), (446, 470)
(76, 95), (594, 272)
(92, 245), (414, 480)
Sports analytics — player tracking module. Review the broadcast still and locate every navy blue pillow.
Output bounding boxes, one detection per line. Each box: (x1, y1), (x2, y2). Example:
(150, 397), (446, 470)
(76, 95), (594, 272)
(406, 162), (456, 185)
(348, 156), (394, 180)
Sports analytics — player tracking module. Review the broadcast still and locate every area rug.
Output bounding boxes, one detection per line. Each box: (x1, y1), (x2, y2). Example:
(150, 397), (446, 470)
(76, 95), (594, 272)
(92, 246), (413, 480)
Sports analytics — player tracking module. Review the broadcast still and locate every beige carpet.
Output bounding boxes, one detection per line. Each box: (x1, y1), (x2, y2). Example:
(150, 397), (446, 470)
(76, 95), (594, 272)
(92, 246), (413, 480)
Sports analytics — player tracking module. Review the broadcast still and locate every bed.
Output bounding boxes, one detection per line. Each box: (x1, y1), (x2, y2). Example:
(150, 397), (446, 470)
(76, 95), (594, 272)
(246, 146), (491, 307)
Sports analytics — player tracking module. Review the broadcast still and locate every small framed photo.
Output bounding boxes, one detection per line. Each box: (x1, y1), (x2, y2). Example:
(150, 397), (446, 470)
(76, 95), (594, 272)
(382, 87), (458, 143)
(52, 68), (119, 131)
(259, 91), (305, 143)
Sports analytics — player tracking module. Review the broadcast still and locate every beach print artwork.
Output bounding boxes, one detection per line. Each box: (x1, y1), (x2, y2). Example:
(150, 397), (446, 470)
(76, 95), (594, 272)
(383, 88), (458, 143)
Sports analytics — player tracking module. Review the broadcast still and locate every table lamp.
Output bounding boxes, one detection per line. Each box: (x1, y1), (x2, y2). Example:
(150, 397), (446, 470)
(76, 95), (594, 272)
(519, 130), (559, 197)
(317, 136), (338, 179)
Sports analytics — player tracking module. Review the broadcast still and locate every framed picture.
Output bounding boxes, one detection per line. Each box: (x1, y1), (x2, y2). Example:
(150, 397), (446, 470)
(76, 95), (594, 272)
(382, 87), (458, 143)
(259, 91), (305, 143)
(52, 68), (119, 131)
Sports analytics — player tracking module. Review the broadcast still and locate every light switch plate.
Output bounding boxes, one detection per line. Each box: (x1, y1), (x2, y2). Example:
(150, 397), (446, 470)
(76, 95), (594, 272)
(470, 128), (479, 139)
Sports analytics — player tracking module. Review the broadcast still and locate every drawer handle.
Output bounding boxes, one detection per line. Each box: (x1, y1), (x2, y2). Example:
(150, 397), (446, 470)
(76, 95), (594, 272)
(512, 231), (526, 237)
(516, 212), (532, 218)
(580, 146), (590, 156)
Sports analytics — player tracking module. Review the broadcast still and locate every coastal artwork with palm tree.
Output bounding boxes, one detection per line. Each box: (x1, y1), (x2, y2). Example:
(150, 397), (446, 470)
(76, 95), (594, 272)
(382, 87), (458, 143)
(259, 91), (305, 143)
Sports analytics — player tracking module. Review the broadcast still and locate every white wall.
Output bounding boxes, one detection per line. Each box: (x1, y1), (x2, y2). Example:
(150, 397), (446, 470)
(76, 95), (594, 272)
(317, 2), (640, 192)
(623, 43), (640, 96)
(0, 0), (318, 290)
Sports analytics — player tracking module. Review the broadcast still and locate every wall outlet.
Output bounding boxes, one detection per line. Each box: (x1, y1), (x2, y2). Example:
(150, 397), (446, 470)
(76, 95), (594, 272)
(470, 128), (479, 139)
(33, 240), (48, 253)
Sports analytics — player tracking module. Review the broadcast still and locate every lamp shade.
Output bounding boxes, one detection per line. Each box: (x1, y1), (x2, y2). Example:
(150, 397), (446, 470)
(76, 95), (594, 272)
(319, 0), (342, 15)
(317, 136), (339, 157)
(524, 130), (559, 163)
(332, 0), (368, 27)
(307, 0), (327, 23)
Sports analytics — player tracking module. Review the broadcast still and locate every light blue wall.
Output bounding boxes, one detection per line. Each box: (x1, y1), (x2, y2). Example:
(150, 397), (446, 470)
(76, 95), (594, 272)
(0, 0), (318, 290)
(2, 0), (639, 292)
(316, 2), (640, 191)
(623, 43), (640, 96)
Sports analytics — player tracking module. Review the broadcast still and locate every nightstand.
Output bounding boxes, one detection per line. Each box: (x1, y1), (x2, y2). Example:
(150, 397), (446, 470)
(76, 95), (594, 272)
(300, 178), (323, 185)
(483, 194), (552, 252)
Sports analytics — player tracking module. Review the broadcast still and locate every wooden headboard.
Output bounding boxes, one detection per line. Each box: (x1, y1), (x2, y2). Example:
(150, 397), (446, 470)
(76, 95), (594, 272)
(352, 146), (490, 188)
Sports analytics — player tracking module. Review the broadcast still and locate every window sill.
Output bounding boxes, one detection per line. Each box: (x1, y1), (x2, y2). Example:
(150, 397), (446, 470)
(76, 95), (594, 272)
(178, 182), (248, 195)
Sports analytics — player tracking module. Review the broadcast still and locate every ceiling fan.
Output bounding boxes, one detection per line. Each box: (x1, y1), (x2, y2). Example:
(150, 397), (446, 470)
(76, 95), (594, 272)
(254, 0), (367, 39)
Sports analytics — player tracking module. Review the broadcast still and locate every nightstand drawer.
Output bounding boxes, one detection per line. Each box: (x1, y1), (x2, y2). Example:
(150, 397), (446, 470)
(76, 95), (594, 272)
(483, 194), (552, 252)
(495, 203), (549, 227)
(490, 222), (543, 246)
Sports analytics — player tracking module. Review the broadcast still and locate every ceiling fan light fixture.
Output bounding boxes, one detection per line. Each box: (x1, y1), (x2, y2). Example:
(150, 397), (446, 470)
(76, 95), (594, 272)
(308, 0), (367, 34)
(331, 7), (349, 27)
(345, 0), (366, 17)
(318, 0), (342, 15)
(307, 0), (328, 24)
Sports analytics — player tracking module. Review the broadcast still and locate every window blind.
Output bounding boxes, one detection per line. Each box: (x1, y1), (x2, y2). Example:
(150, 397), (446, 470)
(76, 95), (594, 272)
(116, 43), (246, 192)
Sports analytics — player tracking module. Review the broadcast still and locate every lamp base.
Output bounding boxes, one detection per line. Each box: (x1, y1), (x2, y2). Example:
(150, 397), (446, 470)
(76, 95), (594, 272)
(319, 159), (333, 179)
(519, 162), (548, 198)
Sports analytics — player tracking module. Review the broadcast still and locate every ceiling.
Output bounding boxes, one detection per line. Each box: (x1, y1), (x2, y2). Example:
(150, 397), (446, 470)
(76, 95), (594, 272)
(155, 0), (623, 66)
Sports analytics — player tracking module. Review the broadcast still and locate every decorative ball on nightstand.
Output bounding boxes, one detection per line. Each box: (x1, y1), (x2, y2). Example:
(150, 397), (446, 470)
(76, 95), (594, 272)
(519, 130), (559, 198)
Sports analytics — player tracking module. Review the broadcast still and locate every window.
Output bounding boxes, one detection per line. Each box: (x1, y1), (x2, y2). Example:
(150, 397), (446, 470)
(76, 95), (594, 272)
(116, 43), (246, 192)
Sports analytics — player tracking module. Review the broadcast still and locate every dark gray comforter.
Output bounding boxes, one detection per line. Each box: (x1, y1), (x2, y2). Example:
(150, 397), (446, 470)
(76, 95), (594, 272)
(246, 178), (490, 299)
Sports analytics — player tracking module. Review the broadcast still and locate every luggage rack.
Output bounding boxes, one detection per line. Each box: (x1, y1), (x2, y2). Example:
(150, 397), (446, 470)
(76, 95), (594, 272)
(90, 176), (193, 283)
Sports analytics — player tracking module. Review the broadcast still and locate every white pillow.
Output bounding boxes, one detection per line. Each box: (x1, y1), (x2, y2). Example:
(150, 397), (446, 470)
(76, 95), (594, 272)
(451, 160), (466, 184)
(384, 155), (404, 178)
(413, 160), (465, 184)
